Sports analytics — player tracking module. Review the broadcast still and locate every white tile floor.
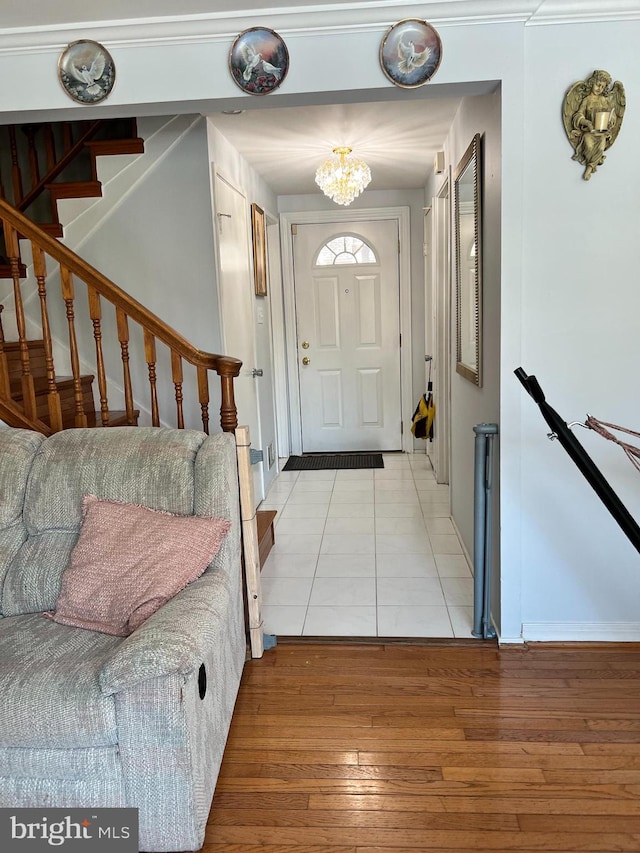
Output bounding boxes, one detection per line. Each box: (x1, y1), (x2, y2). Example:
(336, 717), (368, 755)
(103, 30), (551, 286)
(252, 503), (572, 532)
(257, 452), (475, 639)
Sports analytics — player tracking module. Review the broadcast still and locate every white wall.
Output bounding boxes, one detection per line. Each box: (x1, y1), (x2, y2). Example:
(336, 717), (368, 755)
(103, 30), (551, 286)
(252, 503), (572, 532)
(82, 116), (221, 353)
(206, 123), (280, 490)
(519, 22), (640, 640)
(68, 116), (223, 430)
(2, 7), (639, 641)
(429, 90), (502, 627)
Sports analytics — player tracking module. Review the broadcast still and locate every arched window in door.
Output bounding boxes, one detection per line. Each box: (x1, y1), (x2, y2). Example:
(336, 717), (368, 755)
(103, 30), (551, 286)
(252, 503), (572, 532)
(315, 234), (377, 266)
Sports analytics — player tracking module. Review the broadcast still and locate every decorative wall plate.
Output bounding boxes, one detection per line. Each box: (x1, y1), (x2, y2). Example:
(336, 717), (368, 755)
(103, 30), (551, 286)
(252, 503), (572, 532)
(379, 19), (442, 89)
(58, 39), (115, 104)
(229, 27), (289, 96)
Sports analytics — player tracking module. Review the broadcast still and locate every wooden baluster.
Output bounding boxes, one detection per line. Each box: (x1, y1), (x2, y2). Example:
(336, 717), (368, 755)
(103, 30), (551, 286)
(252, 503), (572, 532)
(171, 351), (184, 429)
(31, 244), (63, 432)
(0, 128), (5, 200)
(62, 123), (73, 152)
(8, 126), (23, 205)
(143, 329), (160, 427)
(44, 124), (56, 172)
(197, 366), (210, 435)
(116, 308), (136, 425)
(59, 266), (87, 428)
(87, 286), (110, 427)
(22, 125), (40, 192)
(217, 356), (241, 433)
(0, 304), (10, 401)
(3, 221), (36, 419)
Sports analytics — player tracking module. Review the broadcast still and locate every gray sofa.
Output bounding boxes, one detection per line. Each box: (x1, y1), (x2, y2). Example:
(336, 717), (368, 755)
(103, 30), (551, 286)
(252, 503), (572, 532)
(0, 426), (245, 851)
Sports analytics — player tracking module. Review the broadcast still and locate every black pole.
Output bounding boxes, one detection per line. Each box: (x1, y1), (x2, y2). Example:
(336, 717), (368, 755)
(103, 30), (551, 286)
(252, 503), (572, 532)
(515, 367), (640, 556)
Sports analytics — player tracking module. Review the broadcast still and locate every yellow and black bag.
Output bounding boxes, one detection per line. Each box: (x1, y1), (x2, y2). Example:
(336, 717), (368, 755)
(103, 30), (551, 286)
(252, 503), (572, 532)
(411, 392), (435, 440)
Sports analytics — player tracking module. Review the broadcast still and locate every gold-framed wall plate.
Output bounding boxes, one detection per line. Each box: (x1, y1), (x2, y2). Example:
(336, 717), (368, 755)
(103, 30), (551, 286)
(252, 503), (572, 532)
(229, 27), (289, 96)
(379, 19), (442, 88)
(58, 39), (116, 104)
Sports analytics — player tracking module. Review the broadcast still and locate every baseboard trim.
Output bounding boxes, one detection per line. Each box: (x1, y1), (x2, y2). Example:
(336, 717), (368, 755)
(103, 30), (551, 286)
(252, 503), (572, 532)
(523, 622), (640, 642)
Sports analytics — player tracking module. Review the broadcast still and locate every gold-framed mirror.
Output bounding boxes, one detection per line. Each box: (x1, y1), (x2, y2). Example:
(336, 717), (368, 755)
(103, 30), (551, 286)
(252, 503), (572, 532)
(454, 132), (482, 386)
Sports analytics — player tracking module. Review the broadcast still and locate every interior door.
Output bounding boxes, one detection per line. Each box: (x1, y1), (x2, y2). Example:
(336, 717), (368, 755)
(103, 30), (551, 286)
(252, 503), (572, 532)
(293, 219), (401, 452)
(214, 171), (264, 504)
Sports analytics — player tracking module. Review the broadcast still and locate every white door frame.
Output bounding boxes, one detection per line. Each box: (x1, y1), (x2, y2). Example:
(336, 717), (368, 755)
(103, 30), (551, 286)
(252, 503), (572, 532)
(212, 165), (264, 500)
(433, 175), (451, 484)
(279, 207), (412, 456)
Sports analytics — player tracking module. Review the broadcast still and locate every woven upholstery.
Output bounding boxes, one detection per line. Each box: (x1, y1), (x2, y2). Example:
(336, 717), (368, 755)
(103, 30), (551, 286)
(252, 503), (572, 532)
(0, 429), (44, 615)
(0, 427), (245, 852)
(49, 496), (230, 636)
(0, 613), (120, 748)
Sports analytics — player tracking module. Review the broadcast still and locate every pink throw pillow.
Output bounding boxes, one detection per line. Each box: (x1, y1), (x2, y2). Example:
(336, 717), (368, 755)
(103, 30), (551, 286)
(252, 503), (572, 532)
(46, 495), (231, 636)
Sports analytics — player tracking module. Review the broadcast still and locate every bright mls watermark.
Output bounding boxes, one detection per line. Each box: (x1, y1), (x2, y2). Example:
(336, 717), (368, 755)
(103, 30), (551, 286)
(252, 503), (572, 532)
(1, 809), (138, 852)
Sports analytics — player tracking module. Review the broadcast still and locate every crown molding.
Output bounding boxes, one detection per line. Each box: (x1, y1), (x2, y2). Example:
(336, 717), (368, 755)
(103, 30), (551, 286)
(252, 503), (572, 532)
(0, 1), (636, 53)
(525, 0), (640, 25)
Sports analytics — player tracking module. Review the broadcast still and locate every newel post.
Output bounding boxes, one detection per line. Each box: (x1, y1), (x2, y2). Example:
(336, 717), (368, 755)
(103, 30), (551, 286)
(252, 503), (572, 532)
(217, 356), (242, 433)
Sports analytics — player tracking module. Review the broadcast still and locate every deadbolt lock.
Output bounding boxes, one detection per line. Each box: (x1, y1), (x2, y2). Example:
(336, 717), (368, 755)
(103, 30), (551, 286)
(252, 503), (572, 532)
(302, 357), (310, 366)
(301, 341), (310, 349)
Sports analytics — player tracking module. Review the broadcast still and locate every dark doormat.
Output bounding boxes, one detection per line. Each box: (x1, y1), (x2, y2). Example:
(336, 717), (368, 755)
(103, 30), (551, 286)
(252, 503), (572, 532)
(283, 453), (384, 471)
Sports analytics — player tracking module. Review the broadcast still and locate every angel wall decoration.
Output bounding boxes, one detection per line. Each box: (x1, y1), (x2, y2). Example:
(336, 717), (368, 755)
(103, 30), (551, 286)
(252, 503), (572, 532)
(58, 40), (115, 104)
(562, 70), (625, 181)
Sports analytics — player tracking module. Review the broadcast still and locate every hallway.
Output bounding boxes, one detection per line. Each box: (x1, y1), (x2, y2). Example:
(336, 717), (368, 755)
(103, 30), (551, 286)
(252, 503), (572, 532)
(258, 453), (475, 638)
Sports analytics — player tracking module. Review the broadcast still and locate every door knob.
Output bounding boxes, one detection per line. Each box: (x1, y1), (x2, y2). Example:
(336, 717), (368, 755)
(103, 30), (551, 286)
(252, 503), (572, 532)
(251, 368), (264, 377)
(301, 341), (310, 349)
(302, 357), (310, 366)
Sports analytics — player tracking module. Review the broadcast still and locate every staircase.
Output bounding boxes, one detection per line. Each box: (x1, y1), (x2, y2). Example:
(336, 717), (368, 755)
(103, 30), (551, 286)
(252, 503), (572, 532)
(0, 119), (241, 436)
(0, 118), (144, 250)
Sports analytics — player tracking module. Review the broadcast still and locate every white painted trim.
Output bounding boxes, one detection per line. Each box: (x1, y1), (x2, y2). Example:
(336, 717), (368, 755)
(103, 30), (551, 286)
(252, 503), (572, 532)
(523, 622), (640, 642)
(450, 513), (472, 571)
(433, 174), (452, 485)
(266, 218), (291, 462)
(279, 206), (412, 456)
(1, 1), (636, 52)
(498, 634), (526, 645)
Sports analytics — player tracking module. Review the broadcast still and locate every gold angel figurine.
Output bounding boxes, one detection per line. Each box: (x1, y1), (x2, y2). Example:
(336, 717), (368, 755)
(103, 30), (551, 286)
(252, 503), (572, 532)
(562, 70), (625, 180)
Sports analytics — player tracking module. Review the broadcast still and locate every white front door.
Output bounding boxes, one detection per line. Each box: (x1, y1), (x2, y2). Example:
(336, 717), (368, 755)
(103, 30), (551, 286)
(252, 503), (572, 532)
(214, 171), (264, 504)
(293, 220), (401, 452)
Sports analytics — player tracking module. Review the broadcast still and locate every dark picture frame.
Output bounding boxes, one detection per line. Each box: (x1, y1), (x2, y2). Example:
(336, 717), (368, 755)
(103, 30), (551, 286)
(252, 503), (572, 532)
(229, 27), (289, 96)
(454, 133), (483, 386)
(58, 39), (116, 104)
(379, 19), (442, 89)
(251, 203), (267, 296)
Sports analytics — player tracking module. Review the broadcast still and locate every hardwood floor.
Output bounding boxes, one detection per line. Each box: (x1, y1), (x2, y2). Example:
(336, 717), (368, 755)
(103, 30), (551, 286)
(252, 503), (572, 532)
(205, 641), (640, 852)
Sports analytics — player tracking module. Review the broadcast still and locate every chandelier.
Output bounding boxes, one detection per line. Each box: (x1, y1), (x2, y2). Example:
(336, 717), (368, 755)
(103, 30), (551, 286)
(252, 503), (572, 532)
(315, 147), (372, 206)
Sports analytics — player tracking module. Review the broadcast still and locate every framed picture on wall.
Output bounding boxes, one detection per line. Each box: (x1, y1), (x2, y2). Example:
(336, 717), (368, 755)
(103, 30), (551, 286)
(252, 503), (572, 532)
(379, 19), (442, 89)
(229, 27), (289, 95)
(58, 39), (116, 104)
(251, 203), (267, 296)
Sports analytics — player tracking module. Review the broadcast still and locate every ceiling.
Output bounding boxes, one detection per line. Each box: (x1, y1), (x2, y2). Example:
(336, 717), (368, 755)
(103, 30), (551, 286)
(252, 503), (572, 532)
(210, 96), (464, 196)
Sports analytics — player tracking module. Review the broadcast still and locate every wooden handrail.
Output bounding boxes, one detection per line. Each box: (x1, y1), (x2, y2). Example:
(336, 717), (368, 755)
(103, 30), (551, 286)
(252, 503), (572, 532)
(0, 398), (52, 435)
(0, 198), (242, 434)
(0, 199), (241, 381)
(18, 120), (105, 213)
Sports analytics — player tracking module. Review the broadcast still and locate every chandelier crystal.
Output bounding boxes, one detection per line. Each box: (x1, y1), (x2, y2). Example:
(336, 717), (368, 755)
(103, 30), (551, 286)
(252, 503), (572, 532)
(315, 147), (372, 206)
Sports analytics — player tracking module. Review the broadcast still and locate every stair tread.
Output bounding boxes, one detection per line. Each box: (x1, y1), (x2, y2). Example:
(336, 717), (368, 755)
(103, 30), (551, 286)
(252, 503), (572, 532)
(0, 262), (28, 279)
(11, 374), (95, 395)
(256, 509), (277, 569)
(85, 138), (145, 156)
(40, 223), (64, 237)
(94, 410), (140, 427)
(3, 340), (45, 350)
(46, 181), (102, 199)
